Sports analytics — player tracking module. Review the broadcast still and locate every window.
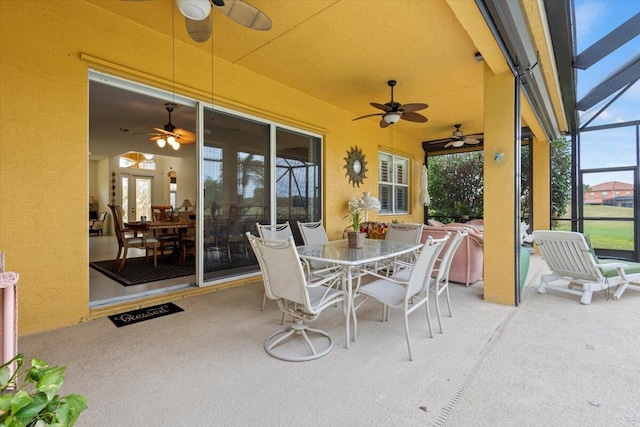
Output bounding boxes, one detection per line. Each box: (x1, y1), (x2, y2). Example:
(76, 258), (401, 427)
(590, 192), (595, 197)
(379, 151), (409, 214)
(602, 191), (608, 197)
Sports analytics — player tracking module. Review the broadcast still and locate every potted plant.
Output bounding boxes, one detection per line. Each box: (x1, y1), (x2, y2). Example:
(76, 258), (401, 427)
(0, 354), (87, 426)
(345, 196), (366, 248)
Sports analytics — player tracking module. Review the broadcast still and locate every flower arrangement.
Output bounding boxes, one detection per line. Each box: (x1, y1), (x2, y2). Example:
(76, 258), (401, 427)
(345, 196), (364, 232)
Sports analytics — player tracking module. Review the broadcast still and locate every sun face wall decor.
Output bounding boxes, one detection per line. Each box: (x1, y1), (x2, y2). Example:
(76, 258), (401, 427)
(344, 146), (368, 187)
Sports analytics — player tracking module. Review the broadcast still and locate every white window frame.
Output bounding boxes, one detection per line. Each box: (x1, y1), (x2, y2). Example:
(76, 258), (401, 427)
(378, 151), (409, 215)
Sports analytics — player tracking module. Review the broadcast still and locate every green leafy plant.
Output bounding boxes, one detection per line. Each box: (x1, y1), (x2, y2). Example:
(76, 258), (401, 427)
(0, 354), (87, 427)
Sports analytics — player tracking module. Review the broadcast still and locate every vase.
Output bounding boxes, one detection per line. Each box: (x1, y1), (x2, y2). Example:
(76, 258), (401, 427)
(347, 231), (366, 249)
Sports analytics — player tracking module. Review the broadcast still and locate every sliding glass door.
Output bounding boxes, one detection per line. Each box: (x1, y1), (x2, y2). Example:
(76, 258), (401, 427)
(200, 106), (322, 283)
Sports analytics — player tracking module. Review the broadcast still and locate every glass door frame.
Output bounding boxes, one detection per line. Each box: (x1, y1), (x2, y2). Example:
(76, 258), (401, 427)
(578, 166), (638, 260)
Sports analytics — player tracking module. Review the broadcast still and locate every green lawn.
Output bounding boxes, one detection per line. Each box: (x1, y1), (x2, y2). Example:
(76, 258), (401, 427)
(555, 204), (634, 250)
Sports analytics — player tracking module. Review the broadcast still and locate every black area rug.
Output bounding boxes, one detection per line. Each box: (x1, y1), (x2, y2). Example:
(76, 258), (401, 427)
(90, 256), (258, 286)
(108, 302), (184, 327)
(90, 257), (195, 286)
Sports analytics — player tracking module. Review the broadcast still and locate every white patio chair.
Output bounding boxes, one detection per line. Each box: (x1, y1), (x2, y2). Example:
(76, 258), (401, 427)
(256, 222), (293, 310)
(533, 230), (640, 304)
(352, 235), (447, 360)
(246, 233), (345, 362)
(392, 230), (465, 333)
(430, 230), (466, 333)
(377, 222), (423, 275)
(297, 221), (342, 278)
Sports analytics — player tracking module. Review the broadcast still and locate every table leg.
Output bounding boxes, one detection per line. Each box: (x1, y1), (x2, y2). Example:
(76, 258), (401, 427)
(345, 266), (352, 349)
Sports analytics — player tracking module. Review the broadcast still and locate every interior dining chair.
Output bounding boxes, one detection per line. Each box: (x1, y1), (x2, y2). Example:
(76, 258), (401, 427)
(297, 221), (341, 278)
(256, 221), (293, 310)
(352, 235), (448, 361)
(0, 252), (18, 371)
(246, 233), (345, 361)
(108, 204), (158, 272)
(151, 205), (180, 260)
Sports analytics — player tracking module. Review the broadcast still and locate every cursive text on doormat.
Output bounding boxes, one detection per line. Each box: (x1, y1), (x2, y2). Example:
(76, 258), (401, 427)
(108, 302), (184, 327)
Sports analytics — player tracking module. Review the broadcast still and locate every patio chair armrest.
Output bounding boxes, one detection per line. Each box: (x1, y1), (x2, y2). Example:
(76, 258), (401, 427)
(305, 269), (343, 289)
(596, 262), (628, 271)
(357, 268), (407, 285)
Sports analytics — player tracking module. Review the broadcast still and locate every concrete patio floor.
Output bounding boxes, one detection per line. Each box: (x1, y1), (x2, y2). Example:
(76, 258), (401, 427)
(21, 255), (640, 426)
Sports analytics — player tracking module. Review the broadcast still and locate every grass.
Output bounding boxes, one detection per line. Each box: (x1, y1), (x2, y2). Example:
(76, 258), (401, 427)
(555, 204), (634, 250)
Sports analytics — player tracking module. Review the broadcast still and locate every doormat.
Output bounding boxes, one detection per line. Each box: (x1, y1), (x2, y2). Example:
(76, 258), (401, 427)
(90, 257), (195, 286)
(108, 302), (184, 327)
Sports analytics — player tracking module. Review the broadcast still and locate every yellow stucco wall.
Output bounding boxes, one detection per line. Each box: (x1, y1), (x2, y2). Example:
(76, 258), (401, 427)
(0, 1), (425, 334)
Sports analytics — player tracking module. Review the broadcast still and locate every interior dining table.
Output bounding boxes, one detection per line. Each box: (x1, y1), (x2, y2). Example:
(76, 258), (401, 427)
(125, 219), (196, 260)
(296, 238), (422, 349)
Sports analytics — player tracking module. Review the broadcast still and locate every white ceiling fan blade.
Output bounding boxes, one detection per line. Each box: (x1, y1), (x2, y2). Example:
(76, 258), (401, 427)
(465, 138), (480, 145)
(443, 141), (454, 148)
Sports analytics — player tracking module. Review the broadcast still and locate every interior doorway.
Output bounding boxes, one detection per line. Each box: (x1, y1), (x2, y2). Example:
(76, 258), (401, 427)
(121, 174), (153, 222)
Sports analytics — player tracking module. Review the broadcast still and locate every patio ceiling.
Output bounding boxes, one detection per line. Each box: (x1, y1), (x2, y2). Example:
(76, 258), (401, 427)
(87, 0), (561, 159)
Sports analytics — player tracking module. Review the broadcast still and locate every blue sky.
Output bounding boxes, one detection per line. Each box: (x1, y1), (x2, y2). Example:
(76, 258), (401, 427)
(573, 0), (640, 186)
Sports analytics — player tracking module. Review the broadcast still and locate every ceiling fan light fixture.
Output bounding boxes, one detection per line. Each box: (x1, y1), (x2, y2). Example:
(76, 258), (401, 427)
(167, 135), (176, 145)
(383, 112), (402, 124)
(175, 0), (211, 20)
(170, 141), (180, 150)
(157, 138), (166, 148)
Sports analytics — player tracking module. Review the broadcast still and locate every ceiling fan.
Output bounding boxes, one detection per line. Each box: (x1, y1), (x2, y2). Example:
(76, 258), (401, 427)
(177, 0), (272, 43)
(119, 103), (195, 150)
(427, 124), (482, 148)
(353, 80), (428, 128)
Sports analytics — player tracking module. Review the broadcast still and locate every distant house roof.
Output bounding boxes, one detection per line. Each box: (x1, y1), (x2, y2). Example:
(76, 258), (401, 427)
(589, 181), (634, 192)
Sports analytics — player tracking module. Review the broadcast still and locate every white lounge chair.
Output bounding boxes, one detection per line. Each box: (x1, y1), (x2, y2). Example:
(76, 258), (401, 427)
(533, 230), (640, 304)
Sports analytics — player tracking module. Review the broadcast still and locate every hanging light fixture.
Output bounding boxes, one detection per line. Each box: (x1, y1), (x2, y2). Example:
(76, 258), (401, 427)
(383, 112), (402, 124)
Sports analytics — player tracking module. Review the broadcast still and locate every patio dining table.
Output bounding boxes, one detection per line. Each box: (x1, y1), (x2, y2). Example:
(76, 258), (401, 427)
(297, 238), (422, 349)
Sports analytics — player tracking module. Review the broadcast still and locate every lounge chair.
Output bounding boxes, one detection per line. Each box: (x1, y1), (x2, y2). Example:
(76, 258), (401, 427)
(533, 230), (640, 304)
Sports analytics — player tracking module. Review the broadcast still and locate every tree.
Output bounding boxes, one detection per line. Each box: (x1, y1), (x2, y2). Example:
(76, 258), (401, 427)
(550, 137), (571, 225)
(427, 152), (484, 220)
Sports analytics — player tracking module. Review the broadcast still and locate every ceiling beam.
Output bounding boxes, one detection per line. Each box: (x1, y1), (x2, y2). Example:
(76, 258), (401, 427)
(542, 0), (577, 136)
(576, 54), (640, 111)
(573, 13), (640, 70)
(477, 0), (561, 141)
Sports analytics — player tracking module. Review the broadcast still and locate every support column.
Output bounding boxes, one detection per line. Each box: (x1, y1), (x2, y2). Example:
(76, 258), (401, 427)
(532, 135), (551, 242)
(483, 65), (517, 305)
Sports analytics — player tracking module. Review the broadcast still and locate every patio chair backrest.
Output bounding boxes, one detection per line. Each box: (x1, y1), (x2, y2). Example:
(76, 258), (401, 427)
(533, 230), (604, 282)
(385, 223), (423, 244)
(297, 221), (328, 245)
(433, 230), (466, 284)
(406, 235), (447, 297)
(246, 233), (311, 309)
(255, 222), (293, 240)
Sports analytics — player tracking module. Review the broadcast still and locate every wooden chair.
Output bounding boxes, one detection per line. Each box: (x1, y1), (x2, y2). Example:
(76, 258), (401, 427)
(108, 204), (158, 272)
(0, 252), (18, 371)
(151, 205), (180, 259)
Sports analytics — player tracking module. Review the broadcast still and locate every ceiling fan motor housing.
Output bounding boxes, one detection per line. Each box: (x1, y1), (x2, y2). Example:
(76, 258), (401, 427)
(176, 0), (211, 20)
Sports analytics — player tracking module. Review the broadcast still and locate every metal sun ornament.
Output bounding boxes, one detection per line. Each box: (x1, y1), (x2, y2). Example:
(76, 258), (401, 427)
(344, 146), (368, 187)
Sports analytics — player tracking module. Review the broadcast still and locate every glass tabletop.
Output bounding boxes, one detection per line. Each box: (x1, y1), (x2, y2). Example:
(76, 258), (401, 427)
(297, 239), (421, 266)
